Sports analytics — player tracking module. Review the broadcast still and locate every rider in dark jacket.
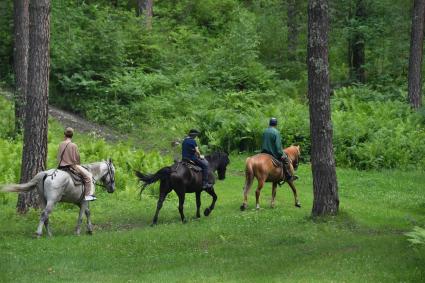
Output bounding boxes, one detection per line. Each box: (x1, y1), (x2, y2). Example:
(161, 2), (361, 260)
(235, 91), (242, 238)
(261, 118), (294, 181)
(182, 129), (213, 189)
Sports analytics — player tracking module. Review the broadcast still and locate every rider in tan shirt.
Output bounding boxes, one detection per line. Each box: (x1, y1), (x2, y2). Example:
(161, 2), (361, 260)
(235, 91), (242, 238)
(57, 127), (96, 201)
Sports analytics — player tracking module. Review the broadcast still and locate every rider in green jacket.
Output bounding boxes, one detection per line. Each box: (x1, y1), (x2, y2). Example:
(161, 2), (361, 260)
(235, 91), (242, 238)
(261, 118), (294, 181)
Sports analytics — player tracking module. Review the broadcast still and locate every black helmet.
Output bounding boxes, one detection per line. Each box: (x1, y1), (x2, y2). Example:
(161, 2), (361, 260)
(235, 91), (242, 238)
(188, 129), (200, 137)
(269, 118), (278, 126)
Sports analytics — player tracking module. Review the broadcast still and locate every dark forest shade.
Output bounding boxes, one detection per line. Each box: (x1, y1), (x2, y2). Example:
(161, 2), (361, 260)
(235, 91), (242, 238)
(348, 0), (366, 83)
(17, 0), (50, 213)
(307, 0), (339, 216)
(408, 0), (425, 109)
(287, 0), (300, 61)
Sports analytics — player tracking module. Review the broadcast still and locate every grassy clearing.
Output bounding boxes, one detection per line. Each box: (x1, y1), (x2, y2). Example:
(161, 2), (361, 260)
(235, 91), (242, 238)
(0, 155), (424, 282)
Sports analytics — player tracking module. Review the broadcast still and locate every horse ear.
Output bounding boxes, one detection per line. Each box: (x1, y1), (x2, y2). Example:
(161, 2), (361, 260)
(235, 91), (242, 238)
(109, 158), (113, 163)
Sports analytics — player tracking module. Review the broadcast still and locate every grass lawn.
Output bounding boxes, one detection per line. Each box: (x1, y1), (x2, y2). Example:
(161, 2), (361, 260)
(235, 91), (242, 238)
(0, 155), (424, 282)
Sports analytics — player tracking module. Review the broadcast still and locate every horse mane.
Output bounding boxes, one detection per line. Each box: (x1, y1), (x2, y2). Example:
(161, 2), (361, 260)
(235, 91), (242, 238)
(206, 151), (229, 164)
(284, 145), (301, 170)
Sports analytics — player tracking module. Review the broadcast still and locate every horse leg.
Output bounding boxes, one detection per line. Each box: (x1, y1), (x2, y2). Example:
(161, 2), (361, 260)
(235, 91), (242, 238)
(36, 201), (54, 238)
(152, 193), (166, 226)
(40, 197), (52, 237)
(84, 202), (93, 234)
(241, 171), (254, 211)
(177, 192), (186, 223)
(75, 203), (85, 236)
(255, 179), (265, 210)
(152, 180), (172, 226)
(195, 191), (201, 218)
(204, 187), (217, 216)
(44, 217), (52, 237)
(288, 181), (301, 208)
(271, 182), (277, 208)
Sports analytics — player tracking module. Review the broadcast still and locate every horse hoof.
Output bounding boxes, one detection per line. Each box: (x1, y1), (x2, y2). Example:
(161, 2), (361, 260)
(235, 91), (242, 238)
(33, 233), (42, 239)
(182, 219), (188, 224)
(87, 230), (93, 235)
(240, 204), (246, 211)
(150, 222), (157, 227)
(295, 203), (301, 208)
(204, 208), (211, 216)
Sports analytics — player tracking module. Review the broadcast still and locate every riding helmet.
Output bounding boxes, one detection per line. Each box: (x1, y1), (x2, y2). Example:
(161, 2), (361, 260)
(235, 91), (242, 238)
(269, 118), (278, 126)
(188, 129), (201, 137)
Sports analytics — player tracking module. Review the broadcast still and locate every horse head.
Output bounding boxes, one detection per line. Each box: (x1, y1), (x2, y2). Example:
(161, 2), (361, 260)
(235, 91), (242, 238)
(100, 159), (115, 193)
(207, 152), (230, 180)
(284, 145), (301, 170)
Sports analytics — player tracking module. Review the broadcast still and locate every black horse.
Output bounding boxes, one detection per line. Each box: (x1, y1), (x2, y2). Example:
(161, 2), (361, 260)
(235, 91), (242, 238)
(135, 152), (230, 225)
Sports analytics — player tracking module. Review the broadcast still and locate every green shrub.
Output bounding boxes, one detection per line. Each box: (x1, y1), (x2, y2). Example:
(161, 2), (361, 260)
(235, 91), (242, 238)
(405, 226), (425, 246)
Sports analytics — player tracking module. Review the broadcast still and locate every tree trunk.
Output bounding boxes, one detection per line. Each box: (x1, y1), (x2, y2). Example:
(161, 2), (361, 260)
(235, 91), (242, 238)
(308, 0), (339, 216)
(144, 0), (153, 30)
(287, 0), (299, 61)
(136, 0), (144, 17)
(17, 0), (50, 214)
(348, 0), (366, 83)
(408, 0), (425, 110)
(13, 0), (29, 135)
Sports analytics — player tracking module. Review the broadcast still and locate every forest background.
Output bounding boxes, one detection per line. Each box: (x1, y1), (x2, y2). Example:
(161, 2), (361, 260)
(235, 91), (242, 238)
(1, 0), (425, 171)
(0, 0), (425, 281)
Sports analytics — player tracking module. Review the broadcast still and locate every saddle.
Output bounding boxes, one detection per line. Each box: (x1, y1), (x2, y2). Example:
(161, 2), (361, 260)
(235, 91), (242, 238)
(265, 154), (283, 168)
(181, 159), (202, 172)
(58, 166), (85, 186)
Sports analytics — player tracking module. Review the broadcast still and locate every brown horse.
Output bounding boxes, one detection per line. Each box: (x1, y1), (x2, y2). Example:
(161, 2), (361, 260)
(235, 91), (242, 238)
(240, 145), (301, 211)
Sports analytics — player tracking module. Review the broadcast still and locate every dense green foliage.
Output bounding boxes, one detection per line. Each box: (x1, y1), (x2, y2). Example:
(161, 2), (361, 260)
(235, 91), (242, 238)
(0, 0), (423, 171)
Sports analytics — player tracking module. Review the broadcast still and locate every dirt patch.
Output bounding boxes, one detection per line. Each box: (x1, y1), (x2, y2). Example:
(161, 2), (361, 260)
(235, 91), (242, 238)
(49, 105), (125, 143)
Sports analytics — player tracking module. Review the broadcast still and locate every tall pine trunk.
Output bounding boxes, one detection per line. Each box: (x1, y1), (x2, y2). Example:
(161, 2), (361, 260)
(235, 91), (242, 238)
(408, 0), (425, 109)
(144, 0), (153, 30)
(17, 0), (50, 213)
(136, 0), (144, 17)
(308, 0), (339, 216)
(13, 0), (29, 135)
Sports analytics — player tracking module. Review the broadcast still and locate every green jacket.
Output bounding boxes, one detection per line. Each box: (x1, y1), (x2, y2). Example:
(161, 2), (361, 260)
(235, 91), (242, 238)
(261, 126), (284, 159)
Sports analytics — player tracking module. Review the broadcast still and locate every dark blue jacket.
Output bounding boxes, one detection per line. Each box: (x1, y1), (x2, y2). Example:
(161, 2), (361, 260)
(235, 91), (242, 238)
(182, 137), (198, 160)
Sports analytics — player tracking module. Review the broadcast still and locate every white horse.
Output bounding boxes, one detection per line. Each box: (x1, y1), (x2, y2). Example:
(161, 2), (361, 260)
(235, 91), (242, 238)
(1, 159), (115, 237)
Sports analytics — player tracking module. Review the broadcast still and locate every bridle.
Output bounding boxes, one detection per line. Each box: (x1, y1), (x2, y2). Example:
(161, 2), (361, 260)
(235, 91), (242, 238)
(93, 160), (115, 189)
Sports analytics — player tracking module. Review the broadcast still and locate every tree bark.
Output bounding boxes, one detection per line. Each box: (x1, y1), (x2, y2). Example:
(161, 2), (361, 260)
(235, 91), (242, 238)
(136, 0), (144, 17)
(144, 0), (153, 30)
(408, 0), (425, 110)
(17, 0), (50, 213)
(13, 0), (29, 135)
(308, 0), (339, 216)
(287, 0), (300, 61)
(348, 0), (366, 83)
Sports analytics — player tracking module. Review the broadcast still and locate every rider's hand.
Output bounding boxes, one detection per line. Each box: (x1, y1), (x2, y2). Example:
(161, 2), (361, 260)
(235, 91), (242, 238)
(200, 155), (205, 159)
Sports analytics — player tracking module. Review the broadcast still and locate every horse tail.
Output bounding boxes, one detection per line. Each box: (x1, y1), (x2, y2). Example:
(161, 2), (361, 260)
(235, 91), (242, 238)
(0, 172), (45, 193)
(243, 157), (255, 189)
(135, 167), (171, 196)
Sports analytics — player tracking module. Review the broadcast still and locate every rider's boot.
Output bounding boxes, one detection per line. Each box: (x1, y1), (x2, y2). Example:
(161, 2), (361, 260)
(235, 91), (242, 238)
(284, 163), (295, 182)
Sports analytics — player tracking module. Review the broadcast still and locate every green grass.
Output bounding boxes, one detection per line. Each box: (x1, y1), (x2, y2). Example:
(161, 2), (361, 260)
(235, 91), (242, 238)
(0, 155), (424, 282)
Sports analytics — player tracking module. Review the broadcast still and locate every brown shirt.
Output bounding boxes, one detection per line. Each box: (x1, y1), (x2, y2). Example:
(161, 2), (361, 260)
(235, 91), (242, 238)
(57, 140), (80, 167)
